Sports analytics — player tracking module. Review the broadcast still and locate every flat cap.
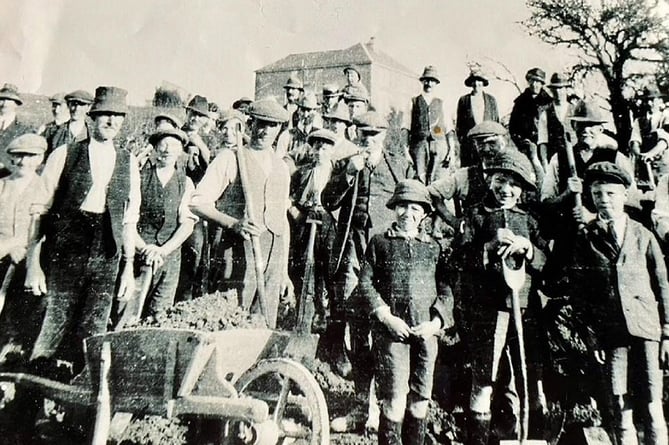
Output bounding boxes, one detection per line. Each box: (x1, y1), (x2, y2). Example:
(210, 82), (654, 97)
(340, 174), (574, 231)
(49, 93), (66, 104)
(323, 104), (352, 123)
(525, 67), (546, 83)
(65, 89), (94, 104)
(484, 149), (536, 191)
(386, 179), (433, 213)
(467, 121), (507, 139)
(149, 127), (188, 146)
(307, 128), (337, 146)
(6, 134), (47, 155)
(584, 161), (632, 188)
(0, 83), (22, 105)
(354, 111), (388, 133)
(248, 99), (291, 123)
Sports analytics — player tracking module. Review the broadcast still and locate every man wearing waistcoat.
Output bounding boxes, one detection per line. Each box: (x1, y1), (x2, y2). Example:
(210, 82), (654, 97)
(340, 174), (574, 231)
(190, 99), (292, 329)
(456, 69), (499, 167)
(25, 86), (140, 372)
(403, 66), (452, 184)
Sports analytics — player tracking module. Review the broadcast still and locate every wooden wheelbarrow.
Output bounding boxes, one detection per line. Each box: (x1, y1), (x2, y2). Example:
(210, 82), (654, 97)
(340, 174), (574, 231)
(0, 328), (329, 445)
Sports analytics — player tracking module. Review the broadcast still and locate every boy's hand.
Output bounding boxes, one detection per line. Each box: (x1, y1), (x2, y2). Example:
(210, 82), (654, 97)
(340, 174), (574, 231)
(376, 307), (411, 341)
(411, 318), (442, 339)
(495, 230), (532, 259)
(660, 339), (669, 370)
(567, 177), (583, 194)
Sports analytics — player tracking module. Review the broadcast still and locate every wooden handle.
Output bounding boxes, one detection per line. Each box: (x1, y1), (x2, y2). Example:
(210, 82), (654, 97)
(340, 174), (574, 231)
(92, 342), (112, 445)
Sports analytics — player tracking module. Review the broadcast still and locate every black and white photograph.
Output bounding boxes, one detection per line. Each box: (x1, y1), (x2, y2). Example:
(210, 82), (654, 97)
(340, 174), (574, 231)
(0, 0), (668, 444)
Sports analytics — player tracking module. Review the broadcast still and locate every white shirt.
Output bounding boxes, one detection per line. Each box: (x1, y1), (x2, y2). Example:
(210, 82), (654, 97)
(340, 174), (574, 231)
(31, 140), (141, 224)
(598, 213), (627, 246)
(68, 119), (86, 139)
(401, 92), (451, 133)
(470, 93), (485, 125)
(0, 113), (17, 131)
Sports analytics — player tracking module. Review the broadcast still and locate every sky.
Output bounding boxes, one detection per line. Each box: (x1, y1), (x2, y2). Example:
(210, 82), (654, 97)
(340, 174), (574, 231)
(0, 0), (580, 115)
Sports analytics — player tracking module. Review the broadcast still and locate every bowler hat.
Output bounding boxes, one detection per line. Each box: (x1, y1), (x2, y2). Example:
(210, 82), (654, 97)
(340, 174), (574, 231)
(484, 149), (536, 191)
(355, 111), (388, 133)
(154, 111), (184, 129)
(65, 90), (94, 104)
(584, 161), (632, 188)
(343, 65), (361, 79)
(308, 129), (337, 146)
(248, 99), (291, 123)
(525, 68), (546, 84)
(232, 97), (252, 110)
(419, 66), (441, 84)
(569, 101), (607, 124)
(0, 84), (22, 105)
(464, 69), (489, 87)
(386, 179), (433, 213)
(88, 86), (128, 115)
(467, 121), (507, 139)
(548, 73), (571, 88)
(343, 84), (369, 103)
(284, 75), (304, 91)
(186, 95), (209, 116)
(6, 134), (47, 155)
(322, 83), (342, 98)
(298, 92), (319, 110)
(641, 85), (665, 99)
(49, 93), (66, 105)
(149, 127), (188, 146)
(323, 104), (352, 123)
(218, 109), (246, 125)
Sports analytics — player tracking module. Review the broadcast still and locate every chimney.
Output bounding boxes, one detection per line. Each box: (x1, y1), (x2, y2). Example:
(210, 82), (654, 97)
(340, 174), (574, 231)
(367, 36), (376, 51)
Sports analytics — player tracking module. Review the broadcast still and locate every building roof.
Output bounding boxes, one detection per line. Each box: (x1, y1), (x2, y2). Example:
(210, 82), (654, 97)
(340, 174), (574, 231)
(256, 42), (417, 78)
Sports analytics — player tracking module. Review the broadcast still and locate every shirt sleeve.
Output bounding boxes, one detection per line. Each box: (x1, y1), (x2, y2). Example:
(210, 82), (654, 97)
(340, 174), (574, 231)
(29, 144), (68, 215)
(178, 177), (198, 224)
(190, 149), (237, 208)
(122, 154), (142, 225)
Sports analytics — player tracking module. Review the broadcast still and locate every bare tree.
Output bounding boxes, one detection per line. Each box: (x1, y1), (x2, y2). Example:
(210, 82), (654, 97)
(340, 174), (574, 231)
(524, 0), (669, 148)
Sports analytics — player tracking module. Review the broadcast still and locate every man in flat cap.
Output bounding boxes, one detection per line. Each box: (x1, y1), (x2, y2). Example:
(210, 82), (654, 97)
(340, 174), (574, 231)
(322, 83), (343, 116)
(25, 86), (140, 373)
(284, 75), (304, 130)
(0, 134), (48, 362)
(402, 66), (453, 185)
(190, 99), (292, 329)
(509, 68), (554, 166)
(343, 85), (370, 143)
(277, 91), (323, 160)
(322, 110), (411, 431)
(629, 85), (669, 185)
(38, 93), (70, 144)
(0, 84), (34, 172)
(46, 89), (94, 156)
(456, 68), (499, 167)
(322, 104), (359, 162)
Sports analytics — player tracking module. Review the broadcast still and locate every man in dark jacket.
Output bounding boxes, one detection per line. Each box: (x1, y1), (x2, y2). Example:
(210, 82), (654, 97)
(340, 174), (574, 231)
(46, 90), (94, 156)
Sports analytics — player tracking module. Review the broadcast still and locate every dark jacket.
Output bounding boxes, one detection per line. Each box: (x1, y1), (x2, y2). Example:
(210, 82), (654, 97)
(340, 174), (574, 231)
(455, 92), (500, 143)
(0, 119), (34, 167)
(47, 120), (89, 157)
(509, 88), (553, 153)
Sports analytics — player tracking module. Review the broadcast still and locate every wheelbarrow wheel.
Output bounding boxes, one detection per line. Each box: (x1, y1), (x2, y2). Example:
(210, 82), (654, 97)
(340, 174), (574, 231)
(232, 358), (329, 445)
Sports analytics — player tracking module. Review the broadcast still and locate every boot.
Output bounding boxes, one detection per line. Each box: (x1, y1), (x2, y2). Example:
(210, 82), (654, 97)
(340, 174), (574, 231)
(378, 415), (403, 445)
(319, 321), (351, 378)
(468, 411), (491, 445)
(402, 414), (426, 445)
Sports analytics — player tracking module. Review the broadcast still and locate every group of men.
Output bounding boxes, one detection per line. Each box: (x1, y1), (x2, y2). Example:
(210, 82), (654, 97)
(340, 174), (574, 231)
(0, 59), (667, 445)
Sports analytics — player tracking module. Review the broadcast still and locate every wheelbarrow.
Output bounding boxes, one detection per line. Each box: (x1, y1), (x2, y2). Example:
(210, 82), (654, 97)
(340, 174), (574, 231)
(0, 327), (330, 444)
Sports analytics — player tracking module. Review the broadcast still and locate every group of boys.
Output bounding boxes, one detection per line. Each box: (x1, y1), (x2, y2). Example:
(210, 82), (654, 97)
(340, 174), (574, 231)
(0, 61), (666, 445)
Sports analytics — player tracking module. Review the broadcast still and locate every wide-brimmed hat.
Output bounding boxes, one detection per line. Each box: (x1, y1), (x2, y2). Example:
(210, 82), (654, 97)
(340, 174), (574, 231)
(308, 129), (337, 146)
(185, 95), (209, 116)
(584, 161), (632, 188)
(154, 111), (184, 129)
(49, 93), (66, 105)
(322, 83), (342, 98)
(149, 127), (188, 146)
(419, 65), (440, 84)
(65, 89), (94, 104)
(464, 69), (488, 87)
(232, 97), (253, 110)
(525, 68), (546, 84)
(6, 134), (46, 155)
(569, 101), (607, 124)
(548, 73), (571, 88)
(88, 86), (128, 115)
(386, 179), (433, 213)
(284, 75), (304, 91)
(467, 121), (506, 139)
(484, 149), (536, 191)
(298, 92), (319, 110)
(217, 109), (246, 125)
(0, 84), (22, 105)
(343, 65), (361, 79)
(323, 104), (352, 123)
(355, 111), (387, 133)
(248, 99), (291, 123)
(640, 85), (665, 99)
(343, 84), (369, 103)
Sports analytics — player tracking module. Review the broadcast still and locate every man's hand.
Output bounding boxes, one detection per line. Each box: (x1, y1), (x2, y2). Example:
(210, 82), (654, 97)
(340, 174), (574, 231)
(411, 318), (442, 339)
(377, 307), (411, 341)
(231, 218), (263, 240)
(25, 262), (47, 296)
(567, 176), (583, 195)
(117, 263), (135, 301)
(660, 339), (669, 370)
(280, 274), (295, 308)
(141, 244), (166, 269)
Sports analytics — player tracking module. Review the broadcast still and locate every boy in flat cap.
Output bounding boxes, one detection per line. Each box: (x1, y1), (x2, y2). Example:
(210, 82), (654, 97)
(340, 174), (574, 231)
(567, 161), (668, 445)
(119, 128), (196, 322)
(450, 149), (547, 445)
(0, 135), (48, 362)
(402, 66), (453, 184)
(456, 68), (500, 168)
(190, 99), (292, 329)
(46, 90), (94, 156)
(358, 179), (451, 445)
(25, 86), (140, 373)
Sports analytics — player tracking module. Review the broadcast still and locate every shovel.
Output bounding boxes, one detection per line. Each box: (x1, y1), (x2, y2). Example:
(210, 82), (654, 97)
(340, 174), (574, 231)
(500, 258), (547, 445)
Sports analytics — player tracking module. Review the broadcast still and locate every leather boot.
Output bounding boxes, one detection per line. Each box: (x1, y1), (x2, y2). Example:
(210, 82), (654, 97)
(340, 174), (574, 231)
(468, 411), (491, 445)
(402, 414), (426, 445)
(378, 414), (403, 445)
(320, 321), (351, 378)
